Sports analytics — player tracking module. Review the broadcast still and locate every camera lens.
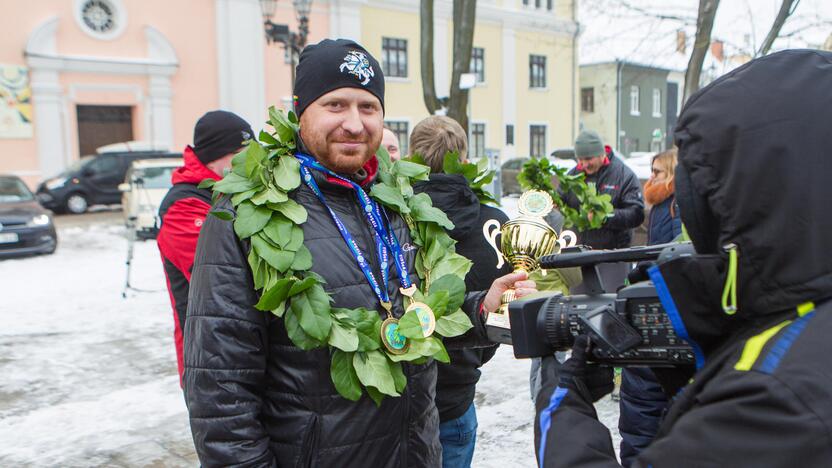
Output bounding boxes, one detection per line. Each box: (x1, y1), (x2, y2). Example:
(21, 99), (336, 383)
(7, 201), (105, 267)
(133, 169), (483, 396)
(540, 297), (575, 351)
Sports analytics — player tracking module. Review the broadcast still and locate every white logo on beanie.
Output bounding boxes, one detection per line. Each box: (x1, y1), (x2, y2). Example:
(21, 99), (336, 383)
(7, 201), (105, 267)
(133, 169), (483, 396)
(339, 50), (375, 86)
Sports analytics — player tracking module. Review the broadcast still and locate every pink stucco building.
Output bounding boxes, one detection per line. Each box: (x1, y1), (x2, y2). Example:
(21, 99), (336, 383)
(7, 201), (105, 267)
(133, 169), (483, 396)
(0, 0), (330, 188)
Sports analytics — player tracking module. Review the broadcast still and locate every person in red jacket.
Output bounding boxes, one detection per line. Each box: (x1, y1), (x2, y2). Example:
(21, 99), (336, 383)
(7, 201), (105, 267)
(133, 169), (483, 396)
(157, 110), (253, 384)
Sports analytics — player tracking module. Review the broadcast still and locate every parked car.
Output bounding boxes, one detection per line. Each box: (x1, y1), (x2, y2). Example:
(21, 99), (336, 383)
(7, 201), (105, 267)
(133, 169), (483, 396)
(119, 158), (183, 240)
(623, 151), (655, 182)
(501, 153), (578, 196)
(0, 175), (57, 258)
(36, 141), (181, 214)
(549, 148), (578, 172)
(500, 157), (528, 195)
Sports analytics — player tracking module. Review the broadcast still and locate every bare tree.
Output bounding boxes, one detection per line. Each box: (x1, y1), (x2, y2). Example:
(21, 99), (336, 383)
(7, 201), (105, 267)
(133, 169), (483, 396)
(420, 0), (441, 114)
(419, 0), (477, 133)
(683, 0), (720, 103)
(757, 0), (801, 56)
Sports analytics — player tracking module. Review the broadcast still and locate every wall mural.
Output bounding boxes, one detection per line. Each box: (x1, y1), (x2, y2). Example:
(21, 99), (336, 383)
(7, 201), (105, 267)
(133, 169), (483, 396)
(0, 64), (33, 139)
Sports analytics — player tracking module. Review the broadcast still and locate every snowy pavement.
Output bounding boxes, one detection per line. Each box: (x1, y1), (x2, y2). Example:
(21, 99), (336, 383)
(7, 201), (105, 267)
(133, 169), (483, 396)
(0, 209), (619, 467)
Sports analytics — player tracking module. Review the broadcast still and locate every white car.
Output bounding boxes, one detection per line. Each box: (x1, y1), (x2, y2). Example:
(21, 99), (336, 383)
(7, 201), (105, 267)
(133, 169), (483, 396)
(622, 152), (656, 181)
(119, 158), (183, 240)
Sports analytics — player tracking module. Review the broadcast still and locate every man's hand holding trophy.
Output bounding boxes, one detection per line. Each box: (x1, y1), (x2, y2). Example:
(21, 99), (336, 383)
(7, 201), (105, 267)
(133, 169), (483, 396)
(483, 190), (577, 342)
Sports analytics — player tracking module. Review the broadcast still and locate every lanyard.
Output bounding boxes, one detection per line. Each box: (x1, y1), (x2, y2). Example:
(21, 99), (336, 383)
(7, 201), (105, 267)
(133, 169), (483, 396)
(295, 153), (413, 310)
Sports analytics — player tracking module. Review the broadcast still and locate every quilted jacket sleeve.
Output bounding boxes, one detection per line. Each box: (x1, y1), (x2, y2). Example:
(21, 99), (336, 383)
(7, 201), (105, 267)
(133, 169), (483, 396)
(603, 167), (645, 231)
(183, 201), (277, 468)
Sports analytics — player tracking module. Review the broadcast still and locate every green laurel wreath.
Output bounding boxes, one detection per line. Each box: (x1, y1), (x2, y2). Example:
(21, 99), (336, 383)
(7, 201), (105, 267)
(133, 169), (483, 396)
(517, 157), (613, 231)
(199, 107), (476, 405)
(406, 152), (499, 206)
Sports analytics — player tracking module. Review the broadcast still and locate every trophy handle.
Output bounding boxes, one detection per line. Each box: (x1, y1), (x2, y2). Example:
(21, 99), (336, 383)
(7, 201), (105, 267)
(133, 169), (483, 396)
(483, 219), (505, 269)
(558, 230), (578, 249)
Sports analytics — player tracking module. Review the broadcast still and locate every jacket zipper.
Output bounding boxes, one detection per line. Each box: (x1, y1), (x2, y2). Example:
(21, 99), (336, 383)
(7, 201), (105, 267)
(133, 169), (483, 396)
(401, 369), (410, 467)
(297, 414), (319, 468)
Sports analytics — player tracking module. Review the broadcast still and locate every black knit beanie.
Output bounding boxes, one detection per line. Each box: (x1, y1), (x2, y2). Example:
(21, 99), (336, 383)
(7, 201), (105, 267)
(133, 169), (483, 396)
(293, 39), (385, 117)
(192, 110), (254, 165)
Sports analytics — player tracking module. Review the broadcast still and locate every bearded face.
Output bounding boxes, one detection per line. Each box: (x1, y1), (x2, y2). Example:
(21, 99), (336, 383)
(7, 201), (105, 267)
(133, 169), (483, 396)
(299, 87), (384, 174)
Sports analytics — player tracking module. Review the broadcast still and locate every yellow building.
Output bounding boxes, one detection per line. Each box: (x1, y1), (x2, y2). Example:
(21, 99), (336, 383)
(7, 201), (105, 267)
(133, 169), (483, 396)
(329, 0), (579, 164)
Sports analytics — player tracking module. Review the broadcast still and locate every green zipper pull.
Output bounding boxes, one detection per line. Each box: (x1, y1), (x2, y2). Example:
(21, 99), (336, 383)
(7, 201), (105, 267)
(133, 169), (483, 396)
(722, 243), (739, 315)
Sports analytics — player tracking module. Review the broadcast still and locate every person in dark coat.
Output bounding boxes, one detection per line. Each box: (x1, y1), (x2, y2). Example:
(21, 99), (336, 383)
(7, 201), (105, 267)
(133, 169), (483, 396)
(618, 148), (680, 466)
(156, 110), (252, 385)
(643, 149), (682, 246)
(563, 131), (644, 251)
(562, 131), (644, 294)
(184, 39), (536, 468)
(535, 49), (832, 468)
(410, 115), (512, 468)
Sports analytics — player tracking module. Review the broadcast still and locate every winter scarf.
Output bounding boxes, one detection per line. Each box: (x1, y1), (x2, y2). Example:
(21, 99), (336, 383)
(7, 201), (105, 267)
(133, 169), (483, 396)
(644, 179), (675, 207)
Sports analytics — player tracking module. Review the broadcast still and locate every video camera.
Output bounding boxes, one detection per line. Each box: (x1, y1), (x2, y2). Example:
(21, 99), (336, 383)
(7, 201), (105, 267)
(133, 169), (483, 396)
(498, 242), (696, 367)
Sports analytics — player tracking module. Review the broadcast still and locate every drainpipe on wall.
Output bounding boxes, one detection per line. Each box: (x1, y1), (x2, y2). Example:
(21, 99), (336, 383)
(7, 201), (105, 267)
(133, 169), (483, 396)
(616, 60), (622, 152)
(572, 0), (579, 141)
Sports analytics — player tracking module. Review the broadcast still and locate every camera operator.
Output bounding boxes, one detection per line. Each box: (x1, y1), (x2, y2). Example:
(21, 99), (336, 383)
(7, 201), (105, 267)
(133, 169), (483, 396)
(535, 50), (832, 467)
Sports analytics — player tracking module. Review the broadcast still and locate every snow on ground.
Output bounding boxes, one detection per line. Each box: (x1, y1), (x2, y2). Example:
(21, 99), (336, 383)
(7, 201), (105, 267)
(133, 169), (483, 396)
(0, 222), (195, 466)
(0, 206), (619, 467)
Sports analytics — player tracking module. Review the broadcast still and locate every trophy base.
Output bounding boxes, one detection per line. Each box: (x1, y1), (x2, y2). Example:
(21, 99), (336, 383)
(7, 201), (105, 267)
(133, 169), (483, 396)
(486, 312), (513, 345)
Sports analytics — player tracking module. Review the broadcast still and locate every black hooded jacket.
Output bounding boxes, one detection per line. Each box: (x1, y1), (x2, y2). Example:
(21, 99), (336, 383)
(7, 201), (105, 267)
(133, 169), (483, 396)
(537, 50), (832, 467)
(415, 174), (511, 422)
(184, 161), (488, 467)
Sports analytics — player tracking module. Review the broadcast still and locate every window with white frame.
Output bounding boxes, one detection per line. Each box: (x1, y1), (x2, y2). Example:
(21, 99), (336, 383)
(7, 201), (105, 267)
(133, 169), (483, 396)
(530, 55), (547, 89)
(652, 88), (662, 117)
(471, 123), (486, 159)
(530, 125), (547, 158)
(384, 120), (409, 155)
(630, 85), (640, 116)
(382, 37), (408, 78)
(470, 47), (485, 83)
(581, 87), (594, 113)
(75, 0), (127, 40)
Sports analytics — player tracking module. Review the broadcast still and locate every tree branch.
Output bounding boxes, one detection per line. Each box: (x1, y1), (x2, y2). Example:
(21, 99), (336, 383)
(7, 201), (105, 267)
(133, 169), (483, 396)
(684, 0), (720, 103)
(420, 0), (441, 114)
(446, 0), (477, 134)
(617, 0), (696, 25)
(757, 0), (800, 56)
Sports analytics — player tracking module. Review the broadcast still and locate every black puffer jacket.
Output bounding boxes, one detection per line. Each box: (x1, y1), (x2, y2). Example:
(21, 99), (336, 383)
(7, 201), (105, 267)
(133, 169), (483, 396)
(562, 153), (644, 249)
(184, 163), (487, 467)
(536, 50), (832, 468)
(415, 174), (511, 423)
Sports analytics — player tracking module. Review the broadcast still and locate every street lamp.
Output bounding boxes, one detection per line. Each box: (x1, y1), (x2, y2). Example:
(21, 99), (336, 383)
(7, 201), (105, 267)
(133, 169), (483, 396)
(293, 0), (312, 49)
(260, 0), (278, 21)
(259, 0), (313, 91)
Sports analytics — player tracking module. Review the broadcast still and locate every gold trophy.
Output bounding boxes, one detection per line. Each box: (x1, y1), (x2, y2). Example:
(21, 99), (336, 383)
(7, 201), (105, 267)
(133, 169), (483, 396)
(483, 190), (565, 341)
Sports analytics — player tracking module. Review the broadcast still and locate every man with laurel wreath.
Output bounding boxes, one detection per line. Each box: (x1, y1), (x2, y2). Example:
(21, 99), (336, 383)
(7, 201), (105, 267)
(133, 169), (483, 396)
(183, 39), (535, 467)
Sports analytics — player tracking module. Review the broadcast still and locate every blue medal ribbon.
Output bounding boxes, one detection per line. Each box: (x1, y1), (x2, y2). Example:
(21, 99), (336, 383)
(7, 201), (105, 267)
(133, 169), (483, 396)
(295, 153), (413, 311)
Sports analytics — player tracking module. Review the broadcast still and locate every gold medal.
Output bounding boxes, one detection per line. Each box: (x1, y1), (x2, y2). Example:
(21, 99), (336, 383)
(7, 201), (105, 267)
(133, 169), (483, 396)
(380, 317), (409, 354)
(406, 301), (436, 338)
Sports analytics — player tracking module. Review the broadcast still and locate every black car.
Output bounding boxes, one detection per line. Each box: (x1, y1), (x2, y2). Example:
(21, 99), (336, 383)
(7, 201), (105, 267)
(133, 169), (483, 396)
(36, 148), (181, 214)
(0, 175), (57, 258)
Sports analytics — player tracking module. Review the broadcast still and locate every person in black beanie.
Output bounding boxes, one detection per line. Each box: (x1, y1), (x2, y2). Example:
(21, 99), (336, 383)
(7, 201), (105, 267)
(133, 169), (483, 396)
(156, 109), (252, 387)
(183, 38), (537, 467)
